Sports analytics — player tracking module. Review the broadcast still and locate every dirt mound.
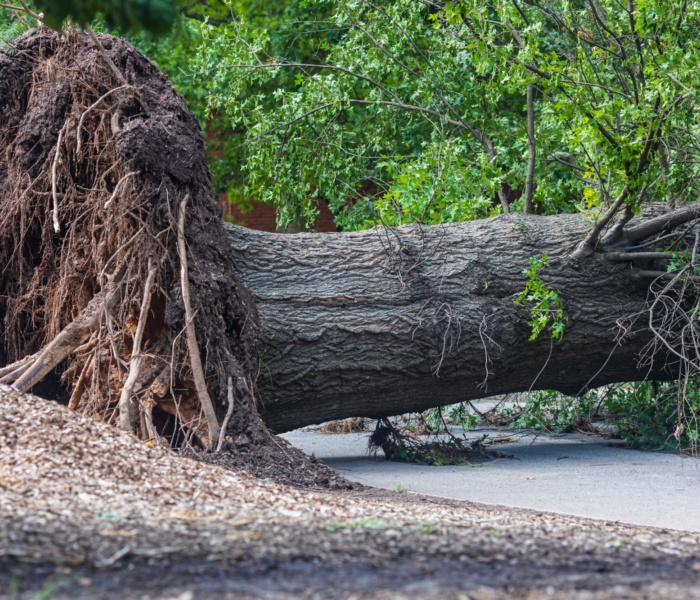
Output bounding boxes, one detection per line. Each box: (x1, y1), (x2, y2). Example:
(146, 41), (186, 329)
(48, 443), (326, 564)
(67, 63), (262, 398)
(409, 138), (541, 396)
(0, 27), (337, 485)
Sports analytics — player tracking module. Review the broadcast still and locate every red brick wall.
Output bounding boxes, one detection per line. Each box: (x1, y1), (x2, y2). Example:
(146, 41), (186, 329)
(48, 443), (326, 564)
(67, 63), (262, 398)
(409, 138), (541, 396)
(207, 121), (339, 232)
(218, 194), (339, 232)
(310, 200), (339, 232)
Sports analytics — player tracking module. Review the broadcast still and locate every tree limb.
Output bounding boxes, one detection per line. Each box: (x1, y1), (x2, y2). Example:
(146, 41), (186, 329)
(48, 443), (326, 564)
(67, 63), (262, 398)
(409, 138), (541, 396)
(625, 203), (700, 244)
(570, 185), (629, 259)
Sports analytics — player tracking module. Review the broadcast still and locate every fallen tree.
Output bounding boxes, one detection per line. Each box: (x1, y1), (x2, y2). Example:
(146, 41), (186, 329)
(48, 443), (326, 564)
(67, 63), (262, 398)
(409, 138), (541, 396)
(0, 29), (698, 462)
(228, 210), (694, 433)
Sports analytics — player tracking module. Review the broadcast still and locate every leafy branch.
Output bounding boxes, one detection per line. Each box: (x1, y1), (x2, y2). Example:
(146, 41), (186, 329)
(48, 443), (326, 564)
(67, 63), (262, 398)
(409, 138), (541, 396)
(515, 254), (568, 341)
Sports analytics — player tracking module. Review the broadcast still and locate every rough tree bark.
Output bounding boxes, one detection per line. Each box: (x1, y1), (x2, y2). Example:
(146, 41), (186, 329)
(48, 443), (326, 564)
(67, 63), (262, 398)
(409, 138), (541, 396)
(227, 210), (691, 433)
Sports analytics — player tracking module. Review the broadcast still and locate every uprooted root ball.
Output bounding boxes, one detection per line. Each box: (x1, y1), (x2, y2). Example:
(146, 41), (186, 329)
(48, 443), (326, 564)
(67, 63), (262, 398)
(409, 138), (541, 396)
(0, 28), (338, 486)
(0, 26), (260, 450)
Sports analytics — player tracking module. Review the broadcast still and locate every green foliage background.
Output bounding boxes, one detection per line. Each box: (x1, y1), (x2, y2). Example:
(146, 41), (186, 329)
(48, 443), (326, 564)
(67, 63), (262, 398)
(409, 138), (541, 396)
(187, 0), (700, 232)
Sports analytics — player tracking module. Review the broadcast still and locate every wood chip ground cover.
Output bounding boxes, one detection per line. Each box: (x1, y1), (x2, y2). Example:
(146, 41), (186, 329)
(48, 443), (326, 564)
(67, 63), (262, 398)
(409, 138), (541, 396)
(1, 385), (700, 599)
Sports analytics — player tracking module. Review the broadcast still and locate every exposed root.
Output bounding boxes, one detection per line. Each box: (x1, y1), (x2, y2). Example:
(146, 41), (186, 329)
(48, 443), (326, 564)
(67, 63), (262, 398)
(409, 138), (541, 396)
(0, 353), (37, 382)
(117, 259), (157, 433)
(12, 273), (122, 392)
(76, 84), (130, 155)
(68, 352), (93, 410)
(177, 193), (220, 448)
(84, 25), (130, 89)
(103, 171), (139, 210)
(216, 376), (235, 452)
(50, 124), (66, 234)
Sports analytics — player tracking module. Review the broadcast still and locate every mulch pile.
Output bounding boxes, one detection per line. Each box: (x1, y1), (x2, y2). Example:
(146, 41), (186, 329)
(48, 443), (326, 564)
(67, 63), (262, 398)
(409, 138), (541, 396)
(3, 386), (700, 599)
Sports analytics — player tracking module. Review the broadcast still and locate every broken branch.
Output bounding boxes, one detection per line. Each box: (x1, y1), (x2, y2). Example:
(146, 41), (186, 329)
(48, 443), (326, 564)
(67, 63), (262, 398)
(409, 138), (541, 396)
(625, 202), (700, 244)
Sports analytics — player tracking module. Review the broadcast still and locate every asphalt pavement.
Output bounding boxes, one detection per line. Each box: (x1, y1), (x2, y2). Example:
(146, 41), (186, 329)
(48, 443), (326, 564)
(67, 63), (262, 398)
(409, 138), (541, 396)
(282, 427), (700, 532)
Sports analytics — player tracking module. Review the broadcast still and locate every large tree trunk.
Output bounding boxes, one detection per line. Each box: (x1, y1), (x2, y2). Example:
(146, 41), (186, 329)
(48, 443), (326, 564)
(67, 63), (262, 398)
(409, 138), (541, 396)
(227, 214), (681, 433)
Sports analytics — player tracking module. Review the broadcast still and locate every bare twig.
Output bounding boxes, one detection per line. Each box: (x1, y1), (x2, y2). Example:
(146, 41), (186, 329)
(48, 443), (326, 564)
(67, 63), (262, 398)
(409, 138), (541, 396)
(0, 1), (40, 20)
(94, 545), (131, 568)
(528, 337), (554, 394)
(667, 73), (692, 94)
(644, 267), (700, 372)
(477, 313), (502, 390)
(635, 269), (700, 284)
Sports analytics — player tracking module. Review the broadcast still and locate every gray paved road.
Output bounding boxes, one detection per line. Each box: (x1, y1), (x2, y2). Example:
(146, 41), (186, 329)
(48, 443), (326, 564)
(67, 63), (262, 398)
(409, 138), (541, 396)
(282, 427), (700, 532)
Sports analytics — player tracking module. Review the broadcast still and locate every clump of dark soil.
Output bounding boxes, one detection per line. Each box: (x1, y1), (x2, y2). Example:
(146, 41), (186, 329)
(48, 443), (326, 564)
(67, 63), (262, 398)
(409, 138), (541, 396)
(199, 435), (353, 489)
(0, 27), (338, 486)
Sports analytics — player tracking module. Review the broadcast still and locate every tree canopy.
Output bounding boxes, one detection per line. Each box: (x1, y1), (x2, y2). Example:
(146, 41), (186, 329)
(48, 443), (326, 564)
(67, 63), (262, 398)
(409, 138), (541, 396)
(11, 1), (698, 233)
(2, 1), (698, 234)
(185, 1), (700, 232)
